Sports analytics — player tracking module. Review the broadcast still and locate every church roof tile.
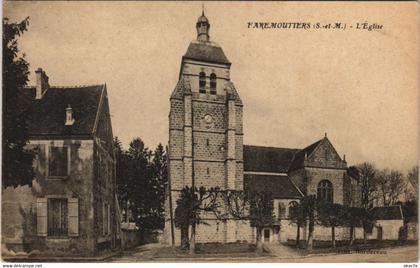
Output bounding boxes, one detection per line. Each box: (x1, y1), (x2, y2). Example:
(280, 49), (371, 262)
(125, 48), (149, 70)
(243, 145), (299, 173)
(183, 41), (231, 65)
(244, 174), (303, 199)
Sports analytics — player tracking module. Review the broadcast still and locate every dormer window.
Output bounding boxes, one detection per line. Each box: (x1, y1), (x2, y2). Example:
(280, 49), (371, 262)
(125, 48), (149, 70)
(210, 73), (217, 95)
(65, 104), (75, 126)
(199, 72), (206, 94)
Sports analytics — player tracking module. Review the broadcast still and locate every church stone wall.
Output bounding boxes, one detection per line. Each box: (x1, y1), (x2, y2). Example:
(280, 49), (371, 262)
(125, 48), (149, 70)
(193, 132), (225, 160)
(194, 161), (226, 188)
(305, 167), (346, 204)
(195, 220), (254, 243)
(169, 100), (184, 128)
(196, 220), (226, 243)
(169, 130), (183, 159)
(235, 162), (244, 190)
(307, 139), (346, 169)
(182, 61), (230, 95)
(235, 106), (243, 134)
(169, 160), (184, 190)
(192, 101), (226, 131)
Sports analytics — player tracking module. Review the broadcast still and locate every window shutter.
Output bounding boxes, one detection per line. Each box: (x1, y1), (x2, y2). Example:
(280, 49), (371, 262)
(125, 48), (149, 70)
(36, 198), (47, 236)
(68, 198), (79, 236)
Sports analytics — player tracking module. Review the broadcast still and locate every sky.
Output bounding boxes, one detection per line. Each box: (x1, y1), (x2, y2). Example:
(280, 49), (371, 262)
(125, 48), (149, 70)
(4, 1), (419, 171)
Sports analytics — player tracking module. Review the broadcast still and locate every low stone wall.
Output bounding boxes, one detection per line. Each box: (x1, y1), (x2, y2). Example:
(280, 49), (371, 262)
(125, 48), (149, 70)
(312, 226), (350, 241)
(2, 184), (36, 254)
(121, 230), (140, 249)
(280, 220), (305, 242)
(406, 222), (418, 240)
(196, 219), (254, 243)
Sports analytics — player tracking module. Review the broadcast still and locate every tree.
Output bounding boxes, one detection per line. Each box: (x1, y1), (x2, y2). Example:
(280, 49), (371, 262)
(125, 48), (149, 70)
(126, 138), (152, 230)
(224, 190), (275, 253)
(342, 206), (364, 245)
(248, 191), (275, 253)
(150, 143), (168, 230)
(317, 202), (346, 248)
(114, 138), (169, 232)
(357, 162), (377, 209)
(407, 166), (418, 189)
(174, 186), (221, 254)
(114, 137), (131, 222)
(375, 169), (405, 206)
(300, 195), (318, 250)
(3, 17), (34, 188)
(356, 162), (378, 243)
(406, 166), (418, 202)
(288, 201), (305, 248)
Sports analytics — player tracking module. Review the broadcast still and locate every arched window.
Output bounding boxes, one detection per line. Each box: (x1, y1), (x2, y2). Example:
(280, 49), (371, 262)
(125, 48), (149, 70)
(199, 72), (206, 94)
(288, 201), (299, 218)
(210, 73), (217, 95)
(317, 180), (333, 203)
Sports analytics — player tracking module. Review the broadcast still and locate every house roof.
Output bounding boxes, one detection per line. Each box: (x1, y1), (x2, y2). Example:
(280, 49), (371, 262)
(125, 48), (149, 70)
(372, 206), (403, 220)
(183, 41), (231, 65)
(19, 85), (104, 137)
(243, 145), (299, 173)
(244, 174), (303, 199)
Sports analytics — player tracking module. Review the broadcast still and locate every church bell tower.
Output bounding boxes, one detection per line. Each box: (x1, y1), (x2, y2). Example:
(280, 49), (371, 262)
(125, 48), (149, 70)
(164, 11), (244, 245)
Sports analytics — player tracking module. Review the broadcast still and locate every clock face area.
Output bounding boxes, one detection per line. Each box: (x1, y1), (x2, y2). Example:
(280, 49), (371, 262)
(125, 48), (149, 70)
(204, 114), (213, 124)
(202, 114), (214, 129)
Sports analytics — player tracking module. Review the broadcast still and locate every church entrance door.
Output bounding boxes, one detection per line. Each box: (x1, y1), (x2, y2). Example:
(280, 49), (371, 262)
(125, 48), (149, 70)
(377, 226), (383, 240)
(264, 228), (270, 242)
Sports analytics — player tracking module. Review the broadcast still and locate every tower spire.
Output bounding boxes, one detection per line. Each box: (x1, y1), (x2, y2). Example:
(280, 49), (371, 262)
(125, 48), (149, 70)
(196, 9), (210, 42)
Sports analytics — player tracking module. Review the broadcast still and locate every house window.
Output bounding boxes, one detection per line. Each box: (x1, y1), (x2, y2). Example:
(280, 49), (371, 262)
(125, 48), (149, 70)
(210, 73), (217, 95)
(317, 180), (333, 203)
(288, 201), (299, 218)
(103, 203), (110, 235)
(49, 146), (69, 177)
(199, 72), (206, 93)
(48, 198), (68, 236)
(278, 203), (286, 219)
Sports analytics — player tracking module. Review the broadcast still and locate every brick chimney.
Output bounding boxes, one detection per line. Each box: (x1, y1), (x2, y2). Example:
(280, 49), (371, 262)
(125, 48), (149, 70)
(35, 68), (49, 99)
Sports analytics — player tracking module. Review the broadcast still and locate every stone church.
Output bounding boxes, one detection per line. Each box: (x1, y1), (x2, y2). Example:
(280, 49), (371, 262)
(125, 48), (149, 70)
(164, 12), (401, 245)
